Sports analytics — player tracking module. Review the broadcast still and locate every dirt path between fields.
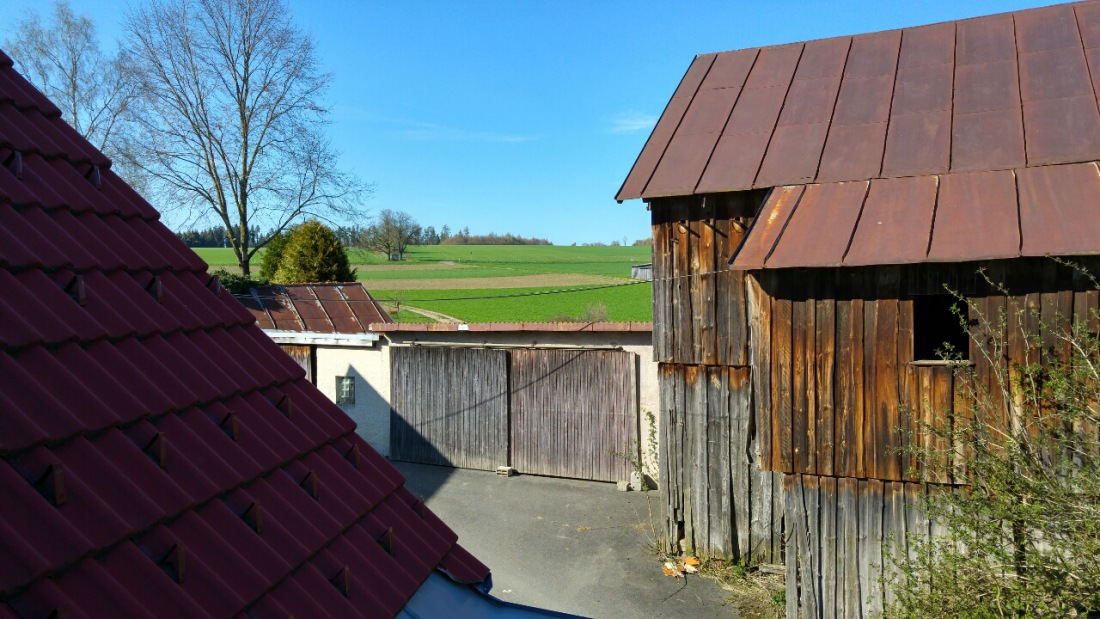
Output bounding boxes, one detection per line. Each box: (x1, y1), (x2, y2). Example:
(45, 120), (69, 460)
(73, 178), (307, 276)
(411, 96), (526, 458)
(401, 306), (463, 323)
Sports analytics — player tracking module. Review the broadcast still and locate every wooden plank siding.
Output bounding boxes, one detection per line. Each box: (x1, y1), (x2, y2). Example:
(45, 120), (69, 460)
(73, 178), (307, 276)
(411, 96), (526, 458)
(657, 363), (783, 562)
(749, 258), (1100, 482)
(391, 347), (641, 481)
(510, 349), (638, 482)
(783, 474), (937, 619)
(390, 347), (510, 470)
(649, 193), (762, 365)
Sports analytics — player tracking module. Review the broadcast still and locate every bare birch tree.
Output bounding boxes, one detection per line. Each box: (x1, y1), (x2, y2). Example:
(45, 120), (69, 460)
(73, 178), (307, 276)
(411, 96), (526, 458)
(125, 0), (366, 275)
(5, 1), (142, 184)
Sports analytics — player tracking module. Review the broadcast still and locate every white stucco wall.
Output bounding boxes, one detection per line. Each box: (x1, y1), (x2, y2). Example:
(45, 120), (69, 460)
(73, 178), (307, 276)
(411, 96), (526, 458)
(315, 345), (391, 457)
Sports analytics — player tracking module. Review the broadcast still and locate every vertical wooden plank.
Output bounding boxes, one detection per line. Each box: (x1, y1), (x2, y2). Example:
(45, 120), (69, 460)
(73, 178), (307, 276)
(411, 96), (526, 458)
(785, 475), (800, 619)
(724, 193), (751, 366)
(707, 366), (733, 555)
(672, 200), (694, 364)
(775, 287), (795, 472)
(852, 297), (865, 479)
(897, 296), (914, 480)
(835, 296), (855, 477)
(820, 477), (838, 619)
(747, 274), (776, 562)
(793, 294), (810, 474)
(817, 287), (837, 477)
(805, 281), (818, 476)
(730, 367), (752, 558)
(840, 477), (860, 619)
(863, 297), (879, 479)
(861, 479), (885, 618)
(876, 290), (901, 481)
(698, 200), (718, 365)
(885, 482), (908, 610)
(651, 203), (670, 362)
(685, 365), (705, 553)
(747, 274), (774, 466)
(800, 475), (821, 619)
(715, 200), (733, 368)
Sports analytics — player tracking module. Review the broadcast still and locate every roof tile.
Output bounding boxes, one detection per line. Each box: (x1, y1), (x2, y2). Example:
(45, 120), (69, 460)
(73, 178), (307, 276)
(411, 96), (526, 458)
(0, 45), (488, 618)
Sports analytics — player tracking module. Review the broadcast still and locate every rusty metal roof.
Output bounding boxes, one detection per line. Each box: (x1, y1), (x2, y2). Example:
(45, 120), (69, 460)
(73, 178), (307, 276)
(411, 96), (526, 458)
(730, 161), (1100, 268)
(243, 283), (394, 333)
(0, 49), (487, 617)
(618, 1), (1100, 201)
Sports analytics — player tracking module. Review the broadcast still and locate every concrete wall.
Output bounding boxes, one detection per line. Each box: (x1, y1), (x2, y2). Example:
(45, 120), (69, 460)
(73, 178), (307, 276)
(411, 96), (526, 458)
(304, 324), (659, 481)
(315, 344), (392, 457)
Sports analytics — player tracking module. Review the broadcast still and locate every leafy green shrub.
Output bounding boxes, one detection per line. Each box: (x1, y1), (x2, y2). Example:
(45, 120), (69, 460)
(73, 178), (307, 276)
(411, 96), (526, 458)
(273, 220), (356, 283)
(888, 269), (1100, 618)
(259, 230), (292, 280)
(210, 268), (268, 295)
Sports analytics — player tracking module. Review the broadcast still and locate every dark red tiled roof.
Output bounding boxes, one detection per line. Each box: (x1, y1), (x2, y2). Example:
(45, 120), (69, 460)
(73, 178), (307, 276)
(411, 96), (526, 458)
(618, 1), (1100, 201)
(0, 48), (487, 617)
(242, 283), (393, 332)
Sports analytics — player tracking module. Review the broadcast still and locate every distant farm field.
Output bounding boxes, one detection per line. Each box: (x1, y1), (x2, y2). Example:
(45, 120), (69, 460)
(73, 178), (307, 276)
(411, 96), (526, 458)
(191, 245), (654, 323)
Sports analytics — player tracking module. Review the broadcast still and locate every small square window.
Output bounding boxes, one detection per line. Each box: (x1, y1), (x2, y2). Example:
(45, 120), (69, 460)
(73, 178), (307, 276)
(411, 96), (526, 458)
(913, 294), (970, 361)
(335, 376), (355, 405)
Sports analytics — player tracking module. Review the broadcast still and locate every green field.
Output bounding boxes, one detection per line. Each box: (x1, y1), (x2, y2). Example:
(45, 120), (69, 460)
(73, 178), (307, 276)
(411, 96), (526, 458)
(193, 244), (654, 323)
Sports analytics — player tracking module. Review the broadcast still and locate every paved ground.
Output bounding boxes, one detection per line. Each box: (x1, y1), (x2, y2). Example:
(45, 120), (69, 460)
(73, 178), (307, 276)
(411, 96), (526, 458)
(394, 461), (738, 618)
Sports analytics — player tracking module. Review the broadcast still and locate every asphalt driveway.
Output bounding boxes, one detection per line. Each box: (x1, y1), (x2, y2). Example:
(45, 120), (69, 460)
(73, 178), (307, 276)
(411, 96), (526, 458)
(393, 461), (737, 618)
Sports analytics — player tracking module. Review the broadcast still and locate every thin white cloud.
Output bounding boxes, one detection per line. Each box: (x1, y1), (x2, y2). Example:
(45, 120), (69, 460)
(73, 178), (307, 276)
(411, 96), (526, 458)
(608, 111), (658, 134)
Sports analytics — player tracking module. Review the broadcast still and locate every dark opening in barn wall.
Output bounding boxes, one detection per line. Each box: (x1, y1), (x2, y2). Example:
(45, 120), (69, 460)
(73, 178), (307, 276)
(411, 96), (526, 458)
(912, 294), (970, 361)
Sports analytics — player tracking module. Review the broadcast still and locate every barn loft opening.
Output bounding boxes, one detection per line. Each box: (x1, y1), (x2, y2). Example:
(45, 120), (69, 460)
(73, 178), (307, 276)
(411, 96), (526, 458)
(913, 294), (970, 361)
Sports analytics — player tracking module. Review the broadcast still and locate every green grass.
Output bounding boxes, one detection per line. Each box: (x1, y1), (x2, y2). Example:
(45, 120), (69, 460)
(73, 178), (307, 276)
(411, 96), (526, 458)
(375, 282), (653, 323)
(190, 244), (655, 322)
(351, 245), (652, 278)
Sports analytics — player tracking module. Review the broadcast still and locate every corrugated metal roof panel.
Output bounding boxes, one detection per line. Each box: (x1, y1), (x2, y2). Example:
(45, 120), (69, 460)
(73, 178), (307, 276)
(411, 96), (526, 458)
(928, 170), (1019, 262)
(951, 107), (1027, 172)
(765, 181), (868, 268)
(1018, 162), (1100, 256)
(843, 175), (938, 266)
(729, 185), (803, 269)
(1023, 95), (1100, 165)
(0, 50), (490, 618)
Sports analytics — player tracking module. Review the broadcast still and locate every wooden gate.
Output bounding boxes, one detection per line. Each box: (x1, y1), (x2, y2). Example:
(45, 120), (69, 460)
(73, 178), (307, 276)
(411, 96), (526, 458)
(510, 349), (638, 481)
(389, 347), (509, 470)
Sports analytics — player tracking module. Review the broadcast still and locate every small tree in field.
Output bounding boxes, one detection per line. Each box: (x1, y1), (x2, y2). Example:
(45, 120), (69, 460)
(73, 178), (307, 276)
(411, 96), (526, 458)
(364, 209), (420, 261)
(259, 230), (293, 280)
(274, 221), (355, 283)
(888, 266), (1100, 618)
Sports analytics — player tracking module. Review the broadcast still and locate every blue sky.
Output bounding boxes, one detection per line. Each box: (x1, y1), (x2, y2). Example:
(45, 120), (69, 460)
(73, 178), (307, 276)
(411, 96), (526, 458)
(1, 0), (1053, 245)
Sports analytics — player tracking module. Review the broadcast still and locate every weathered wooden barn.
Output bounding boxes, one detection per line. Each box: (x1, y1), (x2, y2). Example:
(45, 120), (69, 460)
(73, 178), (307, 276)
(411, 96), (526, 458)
(617, 2), (1100, 617)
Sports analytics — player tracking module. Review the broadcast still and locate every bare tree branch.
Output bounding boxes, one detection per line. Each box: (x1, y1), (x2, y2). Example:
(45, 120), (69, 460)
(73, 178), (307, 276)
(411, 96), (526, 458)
(125, 0), (370, 275)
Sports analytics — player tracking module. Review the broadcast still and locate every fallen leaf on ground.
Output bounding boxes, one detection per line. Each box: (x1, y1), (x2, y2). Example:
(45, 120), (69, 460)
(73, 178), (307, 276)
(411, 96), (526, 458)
(683, 556), (701, 566)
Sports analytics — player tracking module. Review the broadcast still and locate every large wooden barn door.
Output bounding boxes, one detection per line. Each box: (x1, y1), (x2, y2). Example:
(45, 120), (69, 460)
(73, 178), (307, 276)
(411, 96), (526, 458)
(389, 347), (509, 470)
(510, 349), (638, 482)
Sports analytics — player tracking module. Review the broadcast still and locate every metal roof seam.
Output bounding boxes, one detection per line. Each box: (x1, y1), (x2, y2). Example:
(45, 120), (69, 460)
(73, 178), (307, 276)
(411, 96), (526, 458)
(923, 174), (943, 260)
(761, 184), (808, 268)
(1013, 15), (1032, 167)
(638, 55), (718, 198)
(305, 285), (338, 333)
(1013, 168), (1024, 257)
(690, 49), (761, 194)
(877, 29), (907, 180)
(947, 23), (959, 173)
(334, 286), (367, 332)
(747, 44), (809, 191)
(811, 38), (855, 184)
(837, 180), (874, 266)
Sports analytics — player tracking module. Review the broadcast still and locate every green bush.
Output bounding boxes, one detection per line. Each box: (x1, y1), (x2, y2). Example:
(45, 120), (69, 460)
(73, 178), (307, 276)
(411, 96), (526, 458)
(259, 230), (292, 280)
(888, 268), (1100, 618)
(273, 220), (356, 283)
